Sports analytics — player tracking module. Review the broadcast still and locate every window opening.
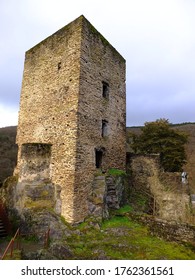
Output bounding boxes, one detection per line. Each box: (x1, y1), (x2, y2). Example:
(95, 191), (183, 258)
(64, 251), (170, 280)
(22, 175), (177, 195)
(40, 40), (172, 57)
(102, 120), (108, 137)
(102, 82), (109, 99)
(58, 62), (61, 70)
(95, 149), (103, 169)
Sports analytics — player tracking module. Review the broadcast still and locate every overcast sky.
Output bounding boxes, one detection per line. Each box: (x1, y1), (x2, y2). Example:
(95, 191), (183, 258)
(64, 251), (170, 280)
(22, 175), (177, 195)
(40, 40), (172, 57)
(0, 0), (195, 128)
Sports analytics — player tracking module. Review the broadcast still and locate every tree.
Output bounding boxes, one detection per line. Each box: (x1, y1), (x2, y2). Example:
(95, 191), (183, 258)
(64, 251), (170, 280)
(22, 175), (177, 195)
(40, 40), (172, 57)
(131, 119), (188, 172)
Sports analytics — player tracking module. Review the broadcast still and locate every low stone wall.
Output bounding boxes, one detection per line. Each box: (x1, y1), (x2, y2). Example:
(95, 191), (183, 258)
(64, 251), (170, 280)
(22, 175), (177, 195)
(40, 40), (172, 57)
(147, 216), (195, 245)
(131, 213), (195, 245)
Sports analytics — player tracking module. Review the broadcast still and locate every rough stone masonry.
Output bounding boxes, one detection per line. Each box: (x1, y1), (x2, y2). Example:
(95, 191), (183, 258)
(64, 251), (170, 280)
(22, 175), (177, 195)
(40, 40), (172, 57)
(15, 15), (126, 223)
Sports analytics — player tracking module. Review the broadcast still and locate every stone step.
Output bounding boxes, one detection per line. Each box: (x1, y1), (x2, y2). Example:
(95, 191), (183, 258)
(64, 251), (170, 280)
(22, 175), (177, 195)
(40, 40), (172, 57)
(0, 218), (7, 237)
(0, 231), (7, 236)
(0, 224), (6, 229)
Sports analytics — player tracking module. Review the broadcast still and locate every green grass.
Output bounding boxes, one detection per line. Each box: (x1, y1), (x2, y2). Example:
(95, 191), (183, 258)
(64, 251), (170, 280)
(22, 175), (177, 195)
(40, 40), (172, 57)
(3, 249), (21, 260)
(2, 209), (195, 260)
(109, 205), (133, 216)
(107, 168), (126, 176)
(65, 213), (195, 260)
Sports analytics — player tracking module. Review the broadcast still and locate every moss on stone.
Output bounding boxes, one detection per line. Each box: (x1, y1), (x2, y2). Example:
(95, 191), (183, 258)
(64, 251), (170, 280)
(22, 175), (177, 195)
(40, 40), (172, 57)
(24, 199), (53, 209)
(107, 168), (126, 176)
(60, 216), (73, 229)
(40, 190), (49, 197)
(2, 175), (18, 189)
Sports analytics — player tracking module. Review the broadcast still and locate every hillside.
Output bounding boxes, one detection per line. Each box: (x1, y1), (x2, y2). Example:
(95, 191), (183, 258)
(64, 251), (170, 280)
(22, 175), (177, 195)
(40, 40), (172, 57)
(127, 123), (195, 193)
(174, 124), (195, 191)
(0, 126), (17, 186)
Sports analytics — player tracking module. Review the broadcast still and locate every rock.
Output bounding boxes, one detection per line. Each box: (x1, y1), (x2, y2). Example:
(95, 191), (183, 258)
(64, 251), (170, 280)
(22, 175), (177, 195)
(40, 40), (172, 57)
(93, 249), (110, 260)
(106, 175), (125, 209)
(49, 242), (73, 259)
(22, 249), (57, 260)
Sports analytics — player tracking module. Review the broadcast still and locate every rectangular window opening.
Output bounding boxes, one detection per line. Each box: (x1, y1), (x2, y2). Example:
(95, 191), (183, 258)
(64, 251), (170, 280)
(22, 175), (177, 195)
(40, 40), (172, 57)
(102, 81), (109, 99)
(95, 150), (103, 169)
(102, 120), (108, 137)
(58, 62), (61, 70)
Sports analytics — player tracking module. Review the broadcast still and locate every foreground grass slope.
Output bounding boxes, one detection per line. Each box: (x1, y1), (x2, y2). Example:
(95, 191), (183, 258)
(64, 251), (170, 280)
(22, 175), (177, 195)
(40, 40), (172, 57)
(2, 206), (195, 260)
(66, 207), (195, 260)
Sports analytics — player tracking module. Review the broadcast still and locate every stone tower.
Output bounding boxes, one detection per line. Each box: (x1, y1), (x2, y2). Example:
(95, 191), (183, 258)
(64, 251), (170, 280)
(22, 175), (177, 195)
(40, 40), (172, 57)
(16, 15), (126, 223)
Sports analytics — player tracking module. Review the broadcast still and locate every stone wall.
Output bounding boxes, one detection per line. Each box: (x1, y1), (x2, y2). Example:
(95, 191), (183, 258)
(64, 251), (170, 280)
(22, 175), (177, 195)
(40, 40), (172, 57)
(127, 154), (195, 224)
(19, 143), (52, 182)
(15, 16), (126, 223)
(72, 17), (126, 222)
(137, 215), (195, 245)
(88, 173), (126, 220)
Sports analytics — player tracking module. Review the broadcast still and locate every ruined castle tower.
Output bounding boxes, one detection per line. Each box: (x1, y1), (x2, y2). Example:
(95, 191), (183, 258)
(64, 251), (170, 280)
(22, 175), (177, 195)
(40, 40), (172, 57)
(16, 15), (126, 223)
